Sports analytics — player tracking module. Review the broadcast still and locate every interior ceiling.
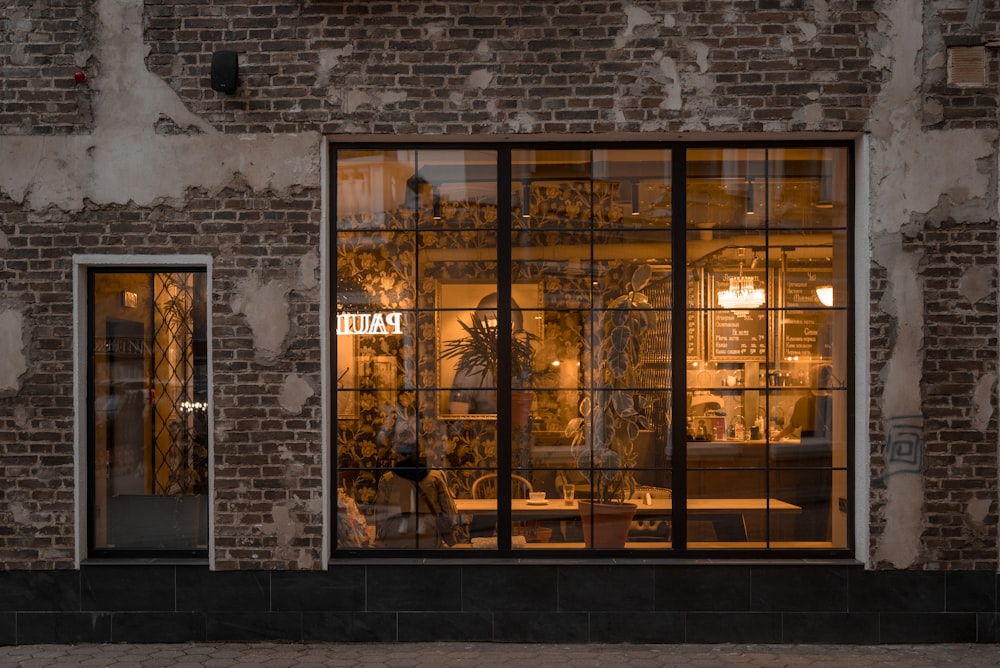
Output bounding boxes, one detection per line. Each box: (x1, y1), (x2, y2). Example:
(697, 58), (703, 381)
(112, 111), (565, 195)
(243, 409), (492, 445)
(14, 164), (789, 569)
(338, 148), (834, 182)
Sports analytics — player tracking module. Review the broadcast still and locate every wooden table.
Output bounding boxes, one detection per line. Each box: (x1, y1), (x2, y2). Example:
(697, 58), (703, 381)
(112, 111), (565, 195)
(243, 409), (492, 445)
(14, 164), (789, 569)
(453, 497), (800, 541)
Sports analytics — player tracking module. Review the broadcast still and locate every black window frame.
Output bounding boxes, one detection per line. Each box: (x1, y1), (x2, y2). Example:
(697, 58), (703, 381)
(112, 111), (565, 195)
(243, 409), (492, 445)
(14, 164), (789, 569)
(330, 139), (855, 560)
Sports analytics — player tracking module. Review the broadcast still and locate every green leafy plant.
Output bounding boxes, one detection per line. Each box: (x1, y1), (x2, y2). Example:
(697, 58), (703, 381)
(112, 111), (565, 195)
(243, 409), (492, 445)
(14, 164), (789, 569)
(567, 263), (655, 503)
(439, 312), (538, 388)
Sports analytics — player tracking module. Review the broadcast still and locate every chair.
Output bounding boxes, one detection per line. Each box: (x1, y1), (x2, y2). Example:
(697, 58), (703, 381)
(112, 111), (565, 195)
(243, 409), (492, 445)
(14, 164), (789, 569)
(467, 474), (535, 542)
(629, 486), (673, 542)
(471, 473), (534, 499)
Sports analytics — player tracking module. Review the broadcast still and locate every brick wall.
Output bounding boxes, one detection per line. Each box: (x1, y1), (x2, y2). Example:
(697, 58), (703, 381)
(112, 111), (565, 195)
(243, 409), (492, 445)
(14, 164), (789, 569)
(918, 223), (999, 570)
(924, 1), (1000, 131)
(0, 191), (324, 570)
(0, 199), (77, 569)
(0, 1), (94, 135)
(140, 0), (882, 135)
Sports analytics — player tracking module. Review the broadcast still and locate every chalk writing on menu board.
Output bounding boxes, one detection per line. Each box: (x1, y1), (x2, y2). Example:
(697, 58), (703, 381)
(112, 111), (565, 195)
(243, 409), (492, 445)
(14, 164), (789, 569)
(711, 307), (766, 360)
(710, 269), (766, 360)
(783, 270), (832, 359)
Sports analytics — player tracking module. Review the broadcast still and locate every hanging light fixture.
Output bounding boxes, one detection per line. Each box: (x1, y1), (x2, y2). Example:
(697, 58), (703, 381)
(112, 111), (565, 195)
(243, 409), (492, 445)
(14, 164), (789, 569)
(717, 263), (765, 309)
(521, 182), (532, 219)
(631, 182), (641, 216)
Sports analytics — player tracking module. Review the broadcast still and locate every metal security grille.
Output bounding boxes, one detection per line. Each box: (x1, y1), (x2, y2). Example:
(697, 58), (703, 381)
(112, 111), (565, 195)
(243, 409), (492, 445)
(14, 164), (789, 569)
(151, 272), (203, 494)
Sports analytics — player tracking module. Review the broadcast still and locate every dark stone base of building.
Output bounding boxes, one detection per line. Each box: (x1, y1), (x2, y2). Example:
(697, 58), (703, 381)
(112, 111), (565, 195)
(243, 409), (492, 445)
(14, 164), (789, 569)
(1, 564), (997, 644)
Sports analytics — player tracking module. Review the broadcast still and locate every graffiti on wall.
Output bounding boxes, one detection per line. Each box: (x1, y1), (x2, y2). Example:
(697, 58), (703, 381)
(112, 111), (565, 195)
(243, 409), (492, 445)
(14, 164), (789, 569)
(882, 414), (924, 479)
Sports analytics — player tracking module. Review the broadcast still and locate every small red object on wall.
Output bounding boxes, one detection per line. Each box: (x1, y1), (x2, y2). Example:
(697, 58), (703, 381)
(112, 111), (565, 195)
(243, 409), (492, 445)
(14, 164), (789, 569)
(74, 70), (87, 84)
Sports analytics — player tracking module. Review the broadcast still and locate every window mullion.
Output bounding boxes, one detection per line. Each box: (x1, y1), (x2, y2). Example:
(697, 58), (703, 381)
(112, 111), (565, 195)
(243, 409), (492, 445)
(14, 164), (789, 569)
(671, 148), (688, 551)
(496, 149), (513, 552)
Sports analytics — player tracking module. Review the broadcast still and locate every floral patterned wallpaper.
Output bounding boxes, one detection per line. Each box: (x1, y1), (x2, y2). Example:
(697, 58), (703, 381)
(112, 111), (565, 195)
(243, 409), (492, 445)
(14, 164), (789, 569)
(336, 180), (665, 509)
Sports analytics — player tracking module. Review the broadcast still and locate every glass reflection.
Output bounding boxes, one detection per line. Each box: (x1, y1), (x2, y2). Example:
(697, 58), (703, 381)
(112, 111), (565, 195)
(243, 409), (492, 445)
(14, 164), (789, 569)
(334, 143), (851, 553)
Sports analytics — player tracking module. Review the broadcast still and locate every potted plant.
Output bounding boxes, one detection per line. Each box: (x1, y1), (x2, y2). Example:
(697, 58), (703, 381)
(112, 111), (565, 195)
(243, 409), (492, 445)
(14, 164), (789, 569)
(566, 263), (654, 547)
(439, 311), (538, 424)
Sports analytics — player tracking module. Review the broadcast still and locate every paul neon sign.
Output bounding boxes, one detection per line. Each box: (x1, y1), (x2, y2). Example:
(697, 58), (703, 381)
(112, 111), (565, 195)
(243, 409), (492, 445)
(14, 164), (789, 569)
(336, 311), (403, 336)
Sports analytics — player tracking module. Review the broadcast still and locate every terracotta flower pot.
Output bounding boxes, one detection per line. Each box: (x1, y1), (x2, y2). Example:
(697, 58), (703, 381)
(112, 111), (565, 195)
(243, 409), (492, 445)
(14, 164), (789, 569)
(578, 500), (637, 548)
(511, 391), (534, 428)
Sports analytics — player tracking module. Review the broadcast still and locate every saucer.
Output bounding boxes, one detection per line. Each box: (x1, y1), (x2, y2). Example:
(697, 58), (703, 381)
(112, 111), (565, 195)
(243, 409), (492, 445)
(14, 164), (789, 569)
(526, 500), (549, 506)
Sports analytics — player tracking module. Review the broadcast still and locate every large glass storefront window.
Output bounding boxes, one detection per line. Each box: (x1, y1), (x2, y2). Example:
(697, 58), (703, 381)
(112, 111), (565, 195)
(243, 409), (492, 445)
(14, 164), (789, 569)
(88, 269), (209, 556)
(333, 143), (851, 555)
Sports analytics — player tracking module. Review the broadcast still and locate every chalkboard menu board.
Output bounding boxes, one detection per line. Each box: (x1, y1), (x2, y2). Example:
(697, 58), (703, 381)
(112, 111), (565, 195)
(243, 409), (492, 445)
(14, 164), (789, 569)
(782, 270), (832, 359)
(709, 270), (767, 361)
(710, 307), (767, 360)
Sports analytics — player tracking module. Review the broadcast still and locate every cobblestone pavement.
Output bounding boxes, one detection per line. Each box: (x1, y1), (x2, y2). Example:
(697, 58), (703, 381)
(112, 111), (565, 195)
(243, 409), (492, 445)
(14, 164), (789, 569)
(1, 643), (999, 667)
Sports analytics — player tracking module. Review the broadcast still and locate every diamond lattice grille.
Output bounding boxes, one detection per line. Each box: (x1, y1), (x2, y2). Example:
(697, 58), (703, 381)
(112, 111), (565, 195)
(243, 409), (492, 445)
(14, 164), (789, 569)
(151, 273), (200, 494)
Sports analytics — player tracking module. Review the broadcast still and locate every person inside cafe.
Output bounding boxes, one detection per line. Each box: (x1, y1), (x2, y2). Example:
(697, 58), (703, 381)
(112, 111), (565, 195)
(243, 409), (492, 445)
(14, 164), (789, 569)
(373, 405), (460, 548)
(777, 364), (834, 441)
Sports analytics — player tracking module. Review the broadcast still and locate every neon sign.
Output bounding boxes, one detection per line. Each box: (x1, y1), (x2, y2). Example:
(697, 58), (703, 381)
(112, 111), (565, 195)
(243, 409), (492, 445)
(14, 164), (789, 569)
(336, 312), (403, 335)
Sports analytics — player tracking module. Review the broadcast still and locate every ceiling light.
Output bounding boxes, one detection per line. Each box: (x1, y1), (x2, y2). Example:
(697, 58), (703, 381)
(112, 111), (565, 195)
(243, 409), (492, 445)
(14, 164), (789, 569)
(815, 285), (834, 307)
(717, 264), (765, 309)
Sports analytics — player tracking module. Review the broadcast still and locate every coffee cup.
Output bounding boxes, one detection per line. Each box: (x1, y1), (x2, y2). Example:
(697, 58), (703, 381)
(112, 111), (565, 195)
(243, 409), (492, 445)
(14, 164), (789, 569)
(528, 491), (546, 502)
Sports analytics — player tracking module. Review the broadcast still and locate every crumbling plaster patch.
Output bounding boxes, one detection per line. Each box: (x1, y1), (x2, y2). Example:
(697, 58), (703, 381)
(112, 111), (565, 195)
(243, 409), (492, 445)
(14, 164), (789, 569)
(972, 372), (997, 432)
(0, 308), (28, 393)
(299, 249), (320, 291)
(466, 69), (493, 91)
(616, 3), (656, 48)
(266, 498), (323, 569)
(0, 0), (320, 212)
(279, 374), (315, 414)
(960, 265), (993, 306)
(967, 497), (991, 531)
(4, 8), (33, 67)
(316, 45), (354, 87)
(231, 252), (320, 361)
(869, 1), (999, 568)
(231, 274), (292, 361)
(343, 89), (408, 115)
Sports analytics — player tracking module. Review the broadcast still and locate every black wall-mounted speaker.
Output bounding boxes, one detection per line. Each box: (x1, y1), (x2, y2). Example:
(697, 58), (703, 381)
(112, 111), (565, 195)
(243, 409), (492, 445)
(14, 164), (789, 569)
(210, 51), (239, 94)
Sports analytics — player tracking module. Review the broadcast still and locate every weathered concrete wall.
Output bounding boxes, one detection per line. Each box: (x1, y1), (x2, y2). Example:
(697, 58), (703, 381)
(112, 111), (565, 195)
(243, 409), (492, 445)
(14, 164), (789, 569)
(1, 0), (998, 570)
(868, 1), (999, 569)
(1, 0), (325, 569)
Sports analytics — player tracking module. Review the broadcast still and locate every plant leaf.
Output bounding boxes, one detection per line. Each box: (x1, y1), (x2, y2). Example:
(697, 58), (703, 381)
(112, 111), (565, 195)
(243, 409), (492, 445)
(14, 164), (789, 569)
(631, 264), (652, 291)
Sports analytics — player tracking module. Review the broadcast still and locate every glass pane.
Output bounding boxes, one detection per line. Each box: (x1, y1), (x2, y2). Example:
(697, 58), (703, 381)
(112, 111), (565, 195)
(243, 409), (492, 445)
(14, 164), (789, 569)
(417, 149), (498, 229)
(336, 149), (498, 230)
(508, 149), (676, 551)
(687, 470), (767, 546)
(513, 230), (594, 308)
(768, 147), (849, 229)
(336, 148), (501, 551)
(90, 271), (208, 553)
(336, 149), (418, 230)
(337, 231), (417, 310)
(593, 148), (672, 228)
(769, 464), (834, 543)
(687, 148), (767, 231)
(684, 144), (849, 552)
(512, 149), (592, 229)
